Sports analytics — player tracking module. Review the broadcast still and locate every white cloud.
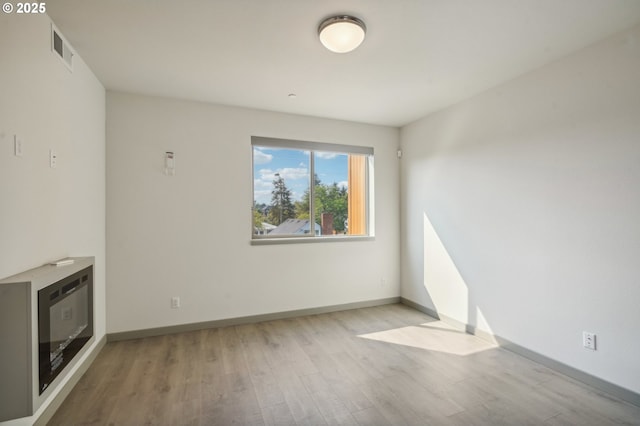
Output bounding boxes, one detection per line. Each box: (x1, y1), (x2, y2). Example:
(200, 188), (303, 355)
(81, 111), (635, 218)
(253, 148), (273, 165)
(338, 180), (348, 189)
(258, 167), (308, 181)
(254, 167), (309, 204)
(258, 168), (275, 180)
(315, 152), (338, 160)
(254, 179), (272, 189)
(254, 189), (272, 201)
(278, 167), (309, 180)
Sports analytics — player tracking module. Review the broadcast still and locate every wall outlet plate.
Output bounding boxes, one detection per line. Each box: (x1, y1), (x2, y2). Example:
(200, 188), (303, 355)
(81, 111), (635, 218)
(50, 150), (58, 168)
(583, 331), (596, 350)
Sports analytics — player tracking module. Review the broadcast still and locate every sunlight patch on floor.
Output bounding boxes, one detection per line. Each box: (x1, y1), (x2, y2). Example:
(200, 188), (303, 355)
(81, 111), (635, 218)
(358, 321), (497, 356)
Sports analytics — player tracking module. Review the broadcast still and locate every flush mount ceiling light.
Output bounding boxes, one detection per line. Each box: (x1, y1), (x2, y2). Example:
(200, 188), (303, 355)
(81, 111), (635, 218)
(318, 15), (366, 53)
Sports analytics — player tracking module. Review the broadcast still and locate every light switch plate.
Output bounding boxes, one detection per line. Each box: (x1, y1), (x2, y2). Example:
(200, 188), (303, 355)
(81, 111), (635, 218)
(14, 135), (23, 157)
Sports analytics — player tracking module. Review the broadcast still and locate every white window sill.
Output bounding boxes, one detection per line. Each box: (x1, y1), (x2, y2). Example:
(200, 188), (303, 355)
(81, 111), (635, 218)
(250, 236), (375, 245)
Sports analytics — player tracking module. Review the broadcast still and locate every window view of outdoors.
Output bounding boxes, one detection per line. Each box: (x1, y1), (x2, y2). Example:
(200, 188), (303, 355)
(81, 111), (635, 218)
(253, 144), (369, 238)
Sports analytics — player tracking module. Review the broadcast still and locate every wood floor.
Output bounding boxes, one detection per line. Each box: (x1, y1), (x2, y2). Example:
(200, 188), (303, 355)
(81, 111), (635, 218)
(49, 304), (640, 425)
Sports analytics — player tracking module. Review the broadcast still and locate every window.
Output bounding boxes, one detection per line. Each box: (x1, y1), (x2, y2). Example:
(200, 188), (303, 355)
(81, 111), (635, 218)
(252, 136), (374, 241)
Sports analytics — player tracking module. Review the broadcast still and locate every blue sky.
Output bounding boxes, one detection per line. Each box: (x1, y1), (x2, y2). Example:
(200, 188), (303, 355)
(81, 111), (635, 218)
(253, 147), (348, 205)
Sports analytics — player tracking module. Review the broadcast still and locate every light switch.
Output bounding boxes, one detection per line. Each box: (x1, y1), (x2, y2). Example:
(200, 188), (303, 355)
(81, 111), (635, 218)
(14, 135), (23, 157)
(164, 151), (175, 176)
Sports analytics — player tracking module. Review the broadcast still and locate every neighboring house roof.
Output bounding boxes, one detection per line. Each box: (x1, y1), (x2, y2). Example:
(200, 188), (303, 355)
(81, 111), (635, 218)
(269, 219), (321, 235)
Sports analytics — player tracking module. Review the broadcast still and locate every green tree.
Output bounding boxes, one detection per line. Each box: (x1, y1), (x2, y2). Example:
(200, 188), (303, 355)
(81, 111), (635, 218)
(253, 202), (268, 231)
(269, 174), (295, 225)
(317, 182), (348, 233)
(295, 175), (348, 233)
(294, 174), (320, 219)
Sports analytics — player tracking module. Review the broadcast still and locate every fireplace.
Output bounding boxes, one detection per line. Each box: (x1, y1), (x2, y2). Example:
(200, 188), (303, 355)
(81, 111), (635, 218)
(38, 265), (93, 394)
(0, 257), (96, 422)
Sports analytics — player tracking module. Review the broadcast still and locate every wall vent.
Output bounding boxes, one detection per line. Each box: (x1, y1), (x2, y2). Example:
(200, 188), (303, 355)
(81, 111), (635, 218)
(51, 24), (73, 71)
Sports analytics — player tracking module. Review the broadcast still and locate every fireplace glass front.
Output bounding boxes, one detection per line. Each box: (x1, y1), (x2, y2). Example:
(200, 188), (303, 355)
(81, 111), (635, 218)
(38, 266), (93, 394)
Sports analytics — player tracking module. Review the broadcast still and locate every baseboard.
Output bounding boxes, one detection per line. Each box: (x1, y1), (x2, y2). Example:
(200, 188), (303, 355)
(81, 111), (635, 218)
(107, 297), (400, 342)
(494, 335), (640, 407)
(399, 296), (439, 319)
(34, 334), (107, 426)
(399, 297), (640, 408)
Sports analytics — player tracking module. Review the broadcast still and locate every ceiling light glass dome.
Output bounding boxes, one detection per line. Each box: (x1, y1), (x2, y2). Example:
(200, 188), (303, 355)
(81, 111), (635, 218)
(318, 16), (366, 53)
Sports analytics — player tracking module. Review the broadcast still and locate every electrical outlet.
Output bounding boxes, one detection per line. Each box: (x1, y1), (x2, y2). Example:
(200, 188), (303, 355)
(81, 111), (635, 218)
(171, 297), (180, 309)
(50, 149), (58, 168)
(583, 331), (596, 350)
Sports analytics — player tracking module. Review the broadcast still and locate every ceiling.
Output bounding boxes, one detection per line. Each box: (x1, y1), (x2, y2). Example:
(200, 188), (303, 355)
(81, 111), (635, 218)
(47, 0), (640, 127)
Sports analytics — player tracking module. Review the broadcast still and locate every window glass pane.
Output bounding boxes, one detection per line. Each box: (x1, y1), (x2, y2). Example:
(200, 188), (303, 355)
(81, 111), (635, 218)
(253, 147), (310, 236)
(252, 137), (372, 240)
(314, 151), (349, 236)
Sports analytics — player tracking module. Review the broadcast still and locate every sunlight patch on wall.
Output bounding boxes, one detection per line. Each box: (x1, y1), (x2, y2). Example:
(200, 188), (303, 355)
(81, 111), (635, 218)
(423, 212), (469, 323)
(475, 307), (498, 344)
(359, 321), (496, 356)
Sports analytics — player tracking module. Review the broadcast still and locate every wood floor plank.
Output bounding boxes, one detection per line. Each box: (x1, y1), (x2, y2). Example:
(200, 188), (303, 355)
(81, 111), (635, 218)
(328, 380), (374, 414)
(536, 374), (640, 425)
(351, 405), (392, 426)
(357, 377), (427, 425)
(276, 371), (327, 425)
(219, 326), (249, 375)
(48, 304), (640, 426)
(379, 371), (463, 421)
(261, 320), (318, 377)
(261, 401), (297, 426)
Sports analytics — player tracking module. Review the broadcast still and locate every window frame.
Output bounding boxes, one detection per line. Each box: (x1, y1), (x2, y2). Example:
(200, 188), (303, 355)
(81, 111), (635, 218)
(251, 136), (374, 244)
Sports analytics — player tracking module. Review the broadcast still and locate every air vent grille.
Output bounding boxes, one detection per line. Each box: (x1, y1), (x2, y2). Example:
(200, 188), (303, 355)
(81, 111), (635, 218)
(51, 24), (73, 71)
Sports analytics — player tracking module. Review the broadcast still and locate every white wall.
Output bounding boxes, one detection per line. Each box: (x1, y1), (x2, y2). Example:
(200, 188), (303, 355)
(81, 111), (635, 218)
(0, 13), (105, 424)
(400, 23), (640, 394)
(106, 92), (399, 333)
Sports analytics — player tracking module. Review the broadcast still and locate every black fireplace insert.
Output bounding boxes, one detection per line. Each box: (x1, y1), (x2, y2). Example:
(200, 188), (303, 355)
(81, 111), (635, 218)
(37, 265), (93, 394)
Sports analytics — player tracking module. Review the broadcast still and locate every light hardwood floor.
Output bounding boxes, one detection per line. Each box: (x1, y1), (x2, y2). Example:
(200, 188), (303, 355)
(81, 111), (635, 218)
(49, 304), (640, 425)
